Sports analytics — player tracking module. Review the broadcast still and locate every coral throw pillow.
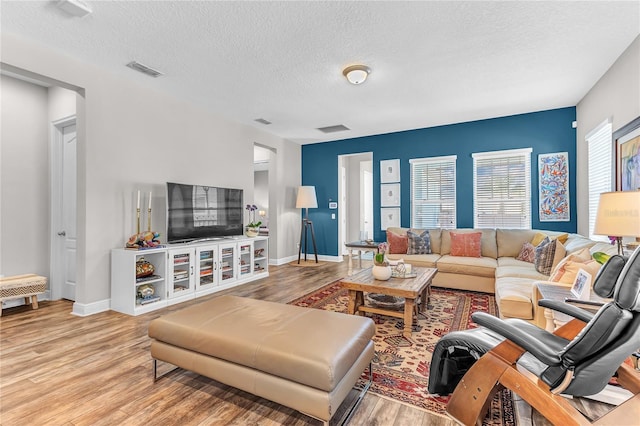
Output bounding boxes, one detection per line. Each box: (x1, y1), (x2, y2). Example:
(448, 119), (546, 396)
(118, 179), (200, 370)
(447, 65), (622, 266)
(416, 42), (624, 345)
(450, 232), (482, 257)
(407, 230), (431, 255)
(534, 237), (567, 275)
(550, 254), (602, 284)
(387, 231), (409, 254)
(516, 242), (536, 263)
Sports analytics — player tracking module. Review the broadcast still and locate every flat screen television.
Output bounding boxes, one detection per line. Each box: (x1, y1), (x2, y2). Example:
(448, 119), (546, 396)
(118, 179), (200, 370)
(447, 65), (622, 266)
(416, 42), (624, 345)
(166, 182), (243, 243)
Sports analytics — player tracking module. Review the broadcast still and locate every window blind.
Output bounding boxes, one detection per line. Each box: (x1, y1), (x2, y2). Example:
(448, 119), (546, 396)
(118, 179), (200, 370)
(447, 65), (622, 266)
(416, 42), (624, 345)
(587, 119), (612, 241)
(410, 155), (457, 229)
(472, 148), (532, 229)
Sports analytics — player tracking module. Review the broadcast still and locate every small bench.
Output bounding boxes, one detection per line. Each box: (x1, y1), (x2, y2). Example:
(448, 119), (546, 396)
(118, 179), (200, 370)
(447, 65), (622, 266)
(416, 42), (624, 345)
(148, 295), (375, 425)
(0, 274), (47, 316)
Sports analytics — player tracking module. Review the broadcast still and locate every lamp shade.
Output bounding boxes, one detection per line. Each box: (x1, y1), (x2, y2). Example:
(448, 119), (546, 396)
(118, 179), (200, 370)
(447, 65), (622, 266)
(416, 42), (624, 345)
(593, 191), (640, 237)
(296, 186), (318, 209)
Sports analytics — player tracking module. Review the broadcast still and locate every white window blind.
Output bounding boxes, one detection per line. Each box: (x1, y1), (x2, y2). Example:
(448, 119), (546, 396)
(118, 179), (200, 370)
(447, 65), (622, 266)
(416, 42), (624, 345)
(473, 148), (532, 229)
(410, 155), (457, 229)
(587, 119), (612, 241)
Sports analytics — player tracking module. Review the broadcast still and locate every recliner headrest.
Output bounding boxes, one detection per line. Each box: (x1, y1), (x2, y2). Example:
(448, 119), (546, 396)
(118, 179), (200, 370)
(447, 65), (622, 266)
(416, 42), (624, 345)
(593, 255), (627, 298)
(614, 248), (640, 311)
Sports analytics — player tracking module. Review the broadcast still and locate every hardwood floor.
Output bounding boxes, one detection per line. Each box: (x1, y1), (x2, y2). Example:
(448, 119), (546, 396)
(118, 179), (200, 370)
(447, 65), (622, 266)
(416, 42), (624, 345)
(0, 259), (453, 426)
(0, 258), (617, 425)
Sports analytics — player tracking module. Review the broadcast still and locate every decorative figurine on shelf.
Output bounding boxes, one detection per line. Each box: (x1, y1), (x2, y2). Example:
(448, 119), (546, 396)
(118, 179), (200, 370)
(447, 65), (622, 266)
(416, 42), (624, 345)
(137, 283), (155, 299)
(135, 257), (155, 278)
(126, 231), (162, 250)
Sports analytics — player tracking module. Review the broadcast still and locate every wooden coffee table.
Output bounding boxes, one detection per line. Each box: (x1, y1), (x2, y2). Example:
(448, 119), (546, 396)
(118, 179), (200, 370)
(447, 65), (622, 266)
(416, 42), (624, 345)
(340, 267), (438, 338)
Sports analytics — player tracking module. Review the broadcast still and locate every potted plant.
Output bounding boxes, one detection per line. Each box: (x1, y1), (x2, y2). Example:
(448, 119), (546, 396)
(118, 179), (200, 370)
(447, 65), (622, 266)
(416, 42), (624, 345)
(245, 204), (262, 237)
(372, 242), (392, 280)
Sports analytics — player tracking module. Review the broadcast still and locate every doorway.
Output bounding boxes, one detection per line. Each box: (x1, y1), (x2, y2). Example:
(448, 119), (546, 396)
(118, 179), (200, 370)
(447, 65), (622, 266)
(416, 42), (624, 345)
(51, 116), (77, 301)
(338, 153), (374, 255)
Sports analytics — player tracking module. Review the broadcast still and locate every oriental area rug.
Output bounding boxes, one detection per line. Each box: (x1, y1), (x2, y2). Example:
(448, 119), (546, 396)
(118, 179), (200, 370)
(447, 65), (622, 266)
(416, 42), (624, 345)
(290, 280), (515, 426)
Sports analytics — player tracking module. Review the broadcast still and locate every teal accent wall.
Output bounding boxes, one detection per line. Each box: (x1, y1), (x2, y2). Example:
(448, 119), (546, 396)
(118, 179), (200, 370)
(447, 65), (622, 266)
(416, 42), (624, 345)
(301, 107), (577, 256)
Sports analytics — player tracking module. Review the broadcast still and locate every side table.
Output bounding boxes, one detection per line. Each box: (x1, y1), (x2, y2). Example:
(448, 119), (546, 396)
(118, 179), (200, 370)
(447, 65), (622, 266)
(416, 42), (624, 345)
(344, 241), (379, 275)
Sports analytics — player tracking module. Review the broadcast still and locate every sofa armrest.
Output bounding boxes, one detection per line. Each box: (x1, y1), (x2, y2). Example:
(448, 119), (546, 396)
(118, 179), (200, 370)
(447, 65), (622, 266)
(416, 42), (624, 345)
(531, 281), (571, 329)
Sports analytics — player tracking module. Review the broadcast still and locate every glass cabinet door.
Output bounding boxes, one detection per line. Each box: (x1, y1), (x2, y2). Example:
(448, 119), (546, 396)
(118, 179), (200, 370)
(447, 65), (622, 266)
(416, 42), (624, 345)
(168, 248), (195, 299)
(196, 246), (217, 290)
(239, 241), (253, 278)
(219, 242), (237, 283)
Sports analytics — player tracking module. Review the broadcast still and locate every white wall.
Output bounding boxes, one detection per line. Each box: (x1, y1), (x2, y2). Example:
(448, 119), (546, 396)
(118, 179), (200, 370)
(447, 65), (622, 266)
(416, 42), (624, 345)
(1, 32), (301, 312)
(576, 35), (640, 236)
(0, 76), (50, 277)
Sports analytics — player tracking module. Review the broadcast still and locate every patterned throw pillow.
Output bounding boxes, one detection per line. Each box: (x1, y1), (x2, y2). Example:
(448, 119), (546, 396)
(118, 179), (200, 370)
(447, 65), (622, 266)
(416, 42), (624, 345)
(407, 230), (431, 255)
(534, 237), (567, 275)
(516, 242), (536, 263)
(450, 231), (482, 257)
(550, 257), (601, 284)
(386, 231), (409, 254)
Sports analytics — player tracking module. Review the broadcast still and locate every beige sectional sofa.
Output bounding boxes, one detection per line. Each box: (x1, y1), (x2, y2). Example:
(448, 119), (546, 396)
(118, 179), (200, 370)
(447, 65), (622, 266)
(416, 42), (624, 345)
(386, 227), (618, 327)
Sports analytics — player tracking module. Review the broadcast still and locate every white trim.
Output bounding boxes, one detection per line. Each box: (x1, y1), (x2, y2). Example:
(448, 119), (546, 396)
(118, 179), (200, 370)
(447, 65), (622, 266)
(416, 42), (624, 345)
(472, 147), (532, 159)
(271, 255), (343, 265)
(409, 155), (457, 164)
(72, 299), (110, 316)
(585, 117), (612, 141)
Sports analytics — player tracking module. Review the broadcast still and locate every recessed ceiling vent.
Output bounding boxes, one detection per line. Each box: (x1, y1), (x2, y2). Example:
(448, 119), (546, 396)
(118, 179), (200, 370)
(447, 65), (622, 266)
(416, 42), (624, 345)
(317, 124), (350, 134)
(126, 61), (163, 78)
(254, 118), (272, 125)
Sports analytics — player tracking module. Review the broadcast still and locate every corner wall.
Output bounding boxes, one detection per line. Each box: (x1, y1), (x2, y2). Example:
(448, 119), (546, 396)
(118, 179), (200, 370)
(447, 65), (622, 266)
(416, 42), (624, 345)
(576, 35), (640, 236)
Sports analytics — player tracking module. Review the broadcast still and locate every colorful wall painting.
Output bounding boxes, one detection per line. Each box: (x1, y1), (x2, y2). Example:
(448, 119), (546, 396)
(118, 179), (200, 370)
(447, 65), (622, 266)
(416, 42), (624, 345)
(538, 152), (570, 222)
(619, 135), (640, 191)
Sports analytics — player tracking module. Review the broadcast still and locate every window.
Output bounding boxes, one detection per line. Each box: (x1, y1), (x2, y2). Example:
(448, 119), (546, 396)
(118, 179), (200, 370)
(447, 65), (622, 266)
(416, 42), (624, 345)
(410, 155), (457, 229)
(473, 148), (532, 229)
(586, 119), (612, 241)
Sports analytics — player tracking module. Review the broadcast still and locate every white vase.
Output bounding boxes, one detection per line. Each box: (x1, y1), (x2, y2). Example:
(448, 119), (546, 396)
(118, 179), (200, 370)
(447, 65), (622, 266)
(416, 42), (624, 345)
(372, 264), (392, 281)
(245, 227), (259, 237)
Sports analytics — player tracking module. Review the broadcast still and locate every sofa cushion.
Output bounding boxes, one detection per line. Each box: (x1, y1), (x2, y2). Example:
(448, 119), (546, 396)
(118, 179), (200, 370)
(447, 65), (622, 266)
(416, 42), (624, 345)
(496, 229), (538, 257)
(550, 257), (601, 284)
(496, 259), (550, 280)
(387, 253), (440, 268)
(495, 277), (535, 319)
(387, 230), (408, 254)
(534, 237), (566, 275)
(407, 230), (431, 254)
(386, 227), (442, 254)
(564, 234), (597, 254)
(436, 255), (496, 278)
(450, 231), (482, 257)
(516, 242), (536, 263)
(531, 232), (569, 246)
(441, 229), (497, 258)
(589, 242), (620, 257)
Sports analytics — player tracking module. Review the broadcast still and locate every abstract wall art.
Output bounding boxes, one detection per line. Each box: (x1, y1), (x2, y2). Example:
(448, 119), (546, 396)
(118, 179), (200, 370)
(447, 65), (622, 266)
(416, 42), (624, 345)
(538, 152), (570, 222)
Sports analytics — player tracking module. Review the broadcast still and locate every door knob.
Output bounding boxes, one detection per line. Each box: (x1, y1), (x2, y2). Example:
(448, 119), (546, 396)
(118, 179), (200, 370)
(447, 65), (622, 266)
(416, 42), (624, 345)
(57, 231), (66, 236)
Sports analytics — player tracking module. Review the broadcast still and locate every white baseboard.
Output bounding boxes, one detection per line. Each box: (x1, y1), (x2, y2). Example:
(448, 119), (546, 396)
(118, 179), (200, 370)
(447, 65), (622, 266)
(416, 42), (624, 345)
(72, 299), (110, 316)
(271, 254), (344, 265)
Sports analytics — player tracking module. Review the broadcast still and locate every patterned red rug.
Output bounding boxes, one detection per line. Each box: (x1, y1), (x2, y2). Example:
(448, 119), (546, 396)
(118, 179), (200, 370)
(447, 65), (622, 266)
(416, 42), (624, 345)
(290, 280), (515, 425)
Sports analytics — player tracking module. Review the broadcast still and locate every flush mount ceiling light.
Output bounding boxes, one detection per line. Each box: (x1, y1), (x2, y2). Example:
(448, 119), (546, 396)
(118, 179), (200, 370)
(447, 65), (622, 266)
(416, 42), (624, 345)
(342, 65), (370, 85)
(56, 0), (92, 17)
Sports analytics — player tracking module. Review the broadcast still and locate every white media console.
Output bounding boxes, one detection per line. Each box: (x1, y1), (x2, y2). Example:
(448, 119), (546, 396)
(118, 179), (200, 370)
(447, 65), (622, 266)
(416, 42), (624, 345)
(110, 236), (268, 315)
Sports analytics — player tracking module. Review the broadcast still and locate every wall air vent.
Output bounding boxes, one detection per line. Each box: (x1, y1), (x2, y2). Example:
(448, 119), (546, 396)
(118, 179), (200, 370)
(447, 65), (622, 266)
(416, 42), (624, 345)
(126, 61), (163, 78)
(254, 118), (272, 125)
(317, 124), (350, 133)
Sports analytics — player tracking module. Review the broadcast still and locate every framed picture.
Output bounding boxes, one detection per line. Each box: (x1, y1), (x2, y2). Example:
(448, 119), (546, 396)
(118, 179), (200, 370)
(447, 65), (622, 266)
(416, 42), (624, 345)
(380, 159), (400, 183)
(615, 116), (640, 191)
(381, 183), (400, 207)
(380, 207), (400, 230)
(538, 152), (570, 222)
(571, 269), (592, 300)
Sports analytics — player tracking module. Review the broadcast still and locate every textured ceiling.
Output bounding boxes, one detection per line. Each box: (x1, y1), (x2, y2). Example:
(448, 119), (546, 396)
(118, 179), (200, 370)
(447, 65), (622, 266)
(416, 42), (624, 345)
(2, 1), (639, 144)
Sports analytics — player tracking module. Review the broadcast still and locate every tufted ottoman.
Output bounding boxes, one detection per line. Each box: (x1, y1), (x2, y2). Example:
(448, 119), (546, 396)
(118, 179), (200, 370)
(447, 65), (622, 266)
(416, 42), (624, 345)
(148, 295), (375, 425)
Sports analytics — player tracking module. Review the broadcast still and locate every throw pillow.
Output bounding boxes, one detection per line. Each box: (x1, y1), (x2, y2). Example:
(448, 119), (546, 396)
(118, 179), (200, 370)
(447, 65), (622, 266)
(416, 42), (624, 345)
(387, 230), (409, 254)
(531, 232), (569, 247)
(407, 230), (431, 255)
(534, 237), (567, 275)
(450, 231), (482, 258)
(516, 242), (536, 263)
(550, 256), (601, 284)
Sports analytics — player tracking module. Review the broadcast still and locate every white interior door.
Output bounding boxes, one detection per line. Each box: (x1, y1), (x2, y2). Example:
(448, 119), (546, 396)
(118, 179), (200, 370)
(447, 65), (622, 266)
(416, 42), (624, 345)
(51, 117), (77, 301)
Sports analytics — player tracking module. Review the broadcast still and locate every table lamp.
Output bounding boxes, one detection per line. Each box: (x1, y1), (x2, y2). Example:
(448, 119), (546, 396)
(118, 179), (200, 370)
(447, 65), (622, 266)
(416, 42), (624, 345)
(594, 191), (640, 255)
(296, 186), (318, 263)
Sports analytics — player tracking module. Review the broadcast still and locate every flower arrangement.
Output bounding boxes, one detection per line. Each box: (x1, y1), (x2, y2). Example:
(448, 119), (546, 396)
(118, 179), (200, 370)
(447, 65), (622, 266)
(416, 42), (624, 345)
(375, 242), (389, 266)
(245, 204), (262, 228)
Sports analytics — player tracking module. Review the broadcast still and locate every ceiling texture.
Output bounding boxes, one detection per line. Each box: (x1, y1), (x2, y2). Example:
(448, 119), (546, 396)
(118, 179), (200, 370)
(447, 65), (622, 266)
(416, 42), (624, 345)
(2, 1), (639, 144)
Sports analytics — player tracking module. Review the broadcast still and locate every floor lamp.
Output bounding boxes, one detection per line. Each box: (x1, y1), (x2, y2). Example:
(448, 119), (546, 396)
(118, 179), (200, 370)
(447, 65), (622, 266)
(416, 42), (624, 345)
(594, 191), (640, 255)
(296, 186), (318, 263)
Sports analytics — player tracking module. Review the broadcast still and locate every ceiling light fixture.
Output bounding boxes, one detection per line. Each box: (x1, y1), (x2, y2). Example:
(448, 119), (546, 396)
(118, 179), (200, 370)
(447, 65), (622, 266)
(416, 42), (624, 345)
(56, 0), (92, 18)
(342, 65), (370, 85)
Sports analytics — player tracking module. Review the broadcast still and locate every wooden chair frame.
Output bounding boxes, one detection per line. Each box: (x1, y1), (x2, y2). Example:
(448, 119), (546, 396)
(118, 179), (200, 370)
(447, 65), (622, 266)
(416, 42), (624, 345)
(446, 319), (640, 426)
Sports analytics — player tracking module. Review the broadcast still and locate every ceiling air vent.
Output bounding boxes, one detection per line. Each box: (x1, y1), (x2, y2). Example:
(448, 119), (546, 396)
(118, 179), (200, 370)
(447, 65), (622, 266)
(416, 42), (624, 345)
(126, 61), (163, 78)
(317, 124), (350, 134)
(254, 118), (272, 125)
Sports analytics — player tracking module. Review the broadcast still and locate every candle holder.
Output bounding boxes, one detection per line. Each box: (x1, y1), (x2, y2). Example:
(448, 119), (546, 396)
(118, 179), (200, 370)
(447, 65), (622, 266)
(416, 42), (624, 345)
(136, 208), (141, 234)
(147, 208), (152, 232)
